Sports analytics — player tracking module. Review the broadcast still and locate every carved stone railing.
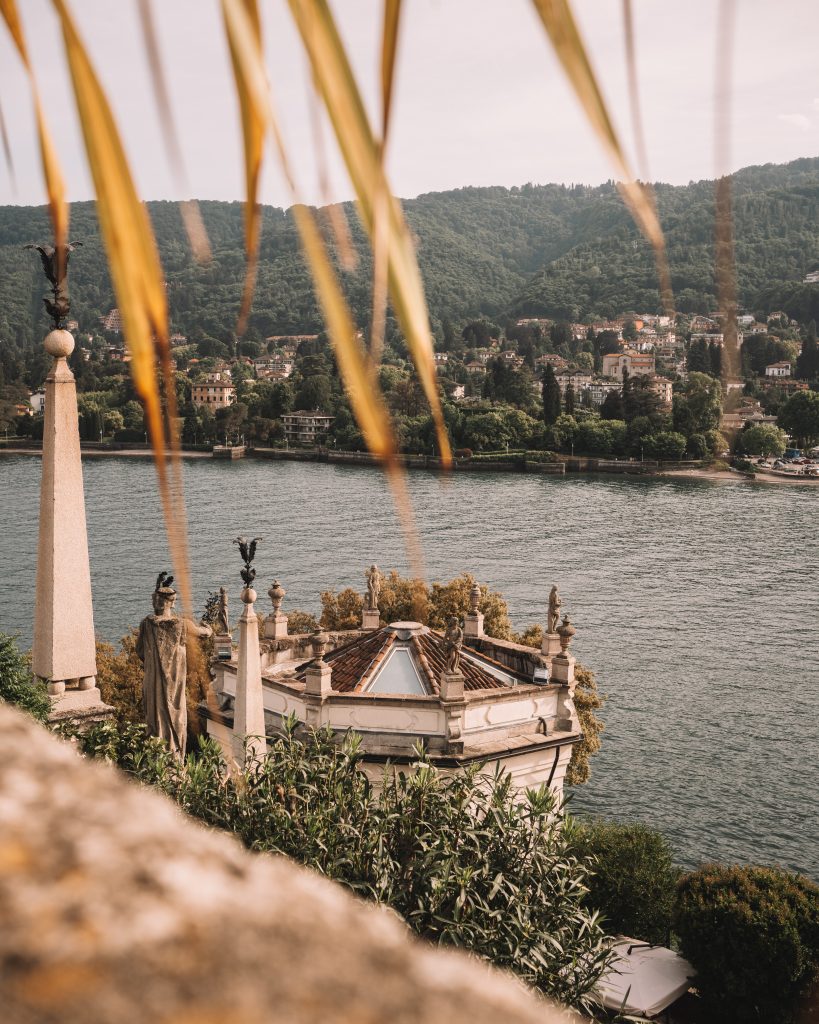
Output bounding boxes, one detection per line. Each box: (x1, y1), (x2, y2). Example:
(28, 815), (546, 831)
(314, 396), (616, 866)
(0, 704), (577, 1024)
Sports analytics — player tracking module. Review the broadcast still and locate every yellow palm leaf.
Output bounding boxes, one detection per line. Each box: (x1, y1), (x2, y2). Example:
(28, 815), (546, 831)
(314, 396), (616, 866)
(370, 0), (402, 365)
(222, 0), (398, 465)
(531, 0), (673, 315)
(221, 0), (265, 335)
(287, 0), (451, 466)
(50, 0), (191, 613)
(0, 0), (68, 251)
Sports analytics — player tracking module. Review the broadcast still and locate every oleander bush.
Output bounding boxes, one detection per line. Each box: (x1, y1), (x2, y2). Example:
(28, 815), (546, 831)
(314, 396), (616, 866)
(71, 718), (614, 1012)
(674, 863), (819, 1023)
(0, 632), (50, 723)
(573, 819), (679, 944)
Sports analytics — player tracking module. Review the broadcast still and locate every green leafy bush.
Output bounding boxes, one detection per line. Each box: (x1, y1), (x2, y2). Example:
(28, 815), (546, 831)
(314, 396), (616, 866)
(0, 632), (50, 723)
(572, 819), (679, 944)
(674, 864), (819, 1023)
(72, 719), (614, 1011)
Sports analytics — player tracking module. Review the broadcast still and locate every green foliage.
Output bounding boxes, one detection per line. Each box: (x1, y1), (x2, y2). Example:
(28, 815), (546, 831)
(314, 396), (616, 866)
(73, 720), (614, 1010)
(0, 632), (50, 723)
(565, 665), (604, 786)
(736, 423), (787, 457)
(285, 610), (320, 634)
(777, 390), (819, 447)
(646, 430), (688, 461)
(542, 363), (561, 424)
(573, 820), (680, 944)
(674, 864), (819, 1023)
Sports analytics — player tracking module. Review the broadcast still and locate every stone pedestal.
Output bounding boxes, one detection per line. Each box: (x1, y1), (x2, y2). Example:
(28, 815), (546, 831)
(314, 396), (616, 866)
(232, 588), (266, 764)
(362, 608), (380, 631)
(264, 614), (288, 640)
(305, 662), (332, 697)
(439, 670), (464, 702)
(464, 612), (484, 639)
(550, 652), (575, 686)
(541, 632), (562, 659)
(554, 678), (579, 734)
(214, 633), (233, 661)
(440, 670), (465, 754)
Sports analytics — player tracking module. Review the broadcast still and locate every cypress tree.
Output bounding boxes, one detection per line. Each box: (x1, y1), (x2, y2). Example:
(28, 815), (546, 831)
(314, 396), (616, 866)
(565, 380), (576, 416)
(542, 364), (561, 424)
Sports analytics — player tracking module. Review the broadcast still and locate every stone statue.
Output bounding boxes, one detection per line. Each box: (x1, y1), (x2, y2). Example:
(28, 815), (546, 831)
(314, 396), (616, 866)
(365, 564), (382, 611)
(443, 616), (464, 674)
(24, 241), (83, 328)
(548, 584), (561, 635)
(216, 586), (229, 635)
(136, 572), (212, 758)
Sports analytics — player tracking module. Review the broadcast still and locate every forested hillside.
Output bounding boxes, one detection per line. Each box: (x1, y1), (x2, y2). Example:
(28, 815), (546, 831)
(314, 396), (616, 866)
(1, 157), (818, 351)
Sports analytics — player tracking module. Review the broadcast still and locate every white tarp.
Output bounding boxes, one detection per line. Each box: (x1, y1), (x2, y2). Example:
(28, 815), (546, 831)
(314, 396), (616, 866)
(593, 938), (696, 1018)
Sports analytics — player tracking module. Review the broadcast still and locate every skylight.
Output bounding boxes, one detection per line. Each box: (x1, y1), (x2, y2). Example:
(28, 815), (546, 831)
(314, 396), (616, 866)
(365, 647), (429, 695)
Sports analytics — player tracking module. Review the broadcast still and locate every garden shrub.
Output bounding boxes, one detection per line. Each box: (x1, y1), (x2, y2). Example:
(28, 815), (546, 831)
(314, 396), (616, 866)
(71, 719), (614, 1012)
(674, 864), (819, 1023)
(572, 819), (679, 944)
(0, 632), (50, 723)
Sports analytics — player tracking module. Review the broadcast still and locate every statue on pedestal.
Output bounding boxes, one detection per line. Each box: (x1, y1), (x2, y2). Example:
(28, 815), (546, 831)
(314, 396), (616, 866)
(548, 584), (562, 635)
(443, 616), (464, 674)
(365, 564), (382, 611)
(136, 572), (212, 758)
(216, 586), (230, 635)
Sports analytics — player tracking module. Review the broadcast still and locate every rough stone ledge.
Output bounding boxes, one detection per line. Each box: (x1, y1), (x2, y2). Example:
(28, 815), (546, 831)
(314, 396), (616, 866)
(0, 704), (579, 1024)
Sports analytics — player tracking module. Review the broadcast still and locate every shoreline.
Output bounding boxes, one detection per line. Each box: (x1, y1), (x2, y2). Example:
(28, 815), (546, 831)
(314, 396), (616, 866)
(2, 446), (817, 486)
(660, 467), (819, 486)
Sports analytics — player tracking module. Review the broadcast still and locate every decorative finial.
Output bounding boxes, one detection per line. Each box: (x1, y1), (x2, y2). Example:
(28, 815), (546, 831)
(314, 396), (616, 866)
(268, 579), (286, 615)
(312, 630), (329, 663)
(233, 535), (262, 587)
(557, 614), (576, 653)
(24, 241), (83, 329)
(469, 582), (481, 615)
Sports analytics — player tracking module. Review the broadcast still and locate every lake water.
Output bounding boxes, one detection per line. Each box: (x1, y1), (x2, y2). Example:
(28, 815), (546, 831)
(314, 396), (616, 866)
(1, 454), (817, 878)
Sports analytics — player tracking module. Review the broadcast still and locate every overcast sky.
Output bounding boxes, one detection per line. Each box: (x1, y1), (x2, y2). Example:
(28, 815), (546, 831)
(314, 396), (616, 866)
(1, 0), (817, 209)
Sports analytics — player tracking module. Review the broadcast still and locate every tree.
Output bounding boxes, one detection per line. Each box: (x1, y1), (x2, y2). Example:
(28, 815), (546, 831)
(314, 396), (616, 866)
(622, 319), (637, 341)
(796, 322), (819, 381)
(73, 720), (615, 1011)
(0, 632), (50, 723)
(737, 423), (787, 457)
(622, 374), (664, 425)
(542, 364), (561, 424)
(599, 389), (624, 420)
(564, 381), (576, 416)
(573, 820), (679, 944)
(777, 390), (819, 447)
(646, 431), (687, 461)
(674, 865), (819, 1024)
(674, 372), (722, 434)
(549, 321), (573, 351)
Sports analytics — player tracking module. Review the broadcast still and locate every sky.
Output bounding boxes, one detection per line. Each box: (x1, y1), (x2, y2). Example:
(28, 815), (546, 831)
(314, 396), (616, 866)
(0, 0), (818, 210)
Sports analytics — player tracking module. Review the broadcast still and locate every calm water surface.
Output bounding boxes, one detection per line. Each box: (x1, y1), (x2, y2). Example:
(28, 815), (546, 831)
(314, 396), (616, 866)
(1, 455), (817, 877)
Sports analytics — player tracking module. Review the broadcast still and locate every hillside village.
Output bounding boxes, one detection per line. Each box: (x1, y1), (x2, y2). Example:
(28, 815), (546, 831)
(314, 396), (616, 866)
(5, 298), (819, 469)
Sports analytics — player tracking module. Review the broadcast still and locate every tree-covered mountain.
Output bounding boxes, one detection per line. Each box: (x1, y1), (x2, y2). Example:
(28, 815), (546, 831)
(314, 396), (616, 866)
(1, 156), (818, 351)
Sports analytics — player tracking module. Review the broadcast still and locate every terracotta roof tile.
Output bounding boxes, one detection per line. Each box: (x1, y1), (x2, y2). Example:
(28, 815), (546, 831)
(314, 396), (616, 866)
(294, 626), (518, 695)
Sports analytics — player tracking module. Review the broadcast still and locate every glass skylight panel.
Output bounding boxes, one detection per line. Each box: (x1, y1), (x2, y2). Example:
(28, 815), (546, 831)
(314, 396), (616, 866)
(366, 647), (428, 695)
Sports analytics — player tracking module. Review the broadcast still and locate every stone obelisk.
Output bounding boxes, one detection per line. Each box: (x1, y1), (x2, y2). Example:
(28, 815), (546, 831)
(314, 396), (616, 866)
(32, 326), (104, 717)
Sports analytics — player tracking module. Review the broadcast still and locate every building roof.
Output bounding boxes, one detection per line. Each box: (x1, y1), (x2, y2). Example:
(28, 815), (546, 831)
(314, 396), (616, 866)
(293, 622), (528, 695)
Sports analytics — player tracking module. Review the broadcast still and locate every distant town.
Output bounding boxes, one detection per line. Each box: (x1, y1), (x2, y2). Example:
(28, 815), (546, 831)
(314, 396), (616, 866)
(5, 300), (819, 474)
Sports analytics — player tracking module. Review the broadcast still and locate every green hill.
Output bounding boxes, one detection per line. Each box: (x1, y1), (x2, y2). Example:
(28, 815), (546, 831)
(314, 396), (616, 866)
(1, 156), (818, 352)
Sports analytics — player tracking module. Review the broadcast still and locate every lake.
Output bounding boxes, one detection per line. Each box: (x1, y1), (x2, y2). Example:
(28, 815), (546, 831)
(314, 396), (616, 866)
(1, 454), (817, 877)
